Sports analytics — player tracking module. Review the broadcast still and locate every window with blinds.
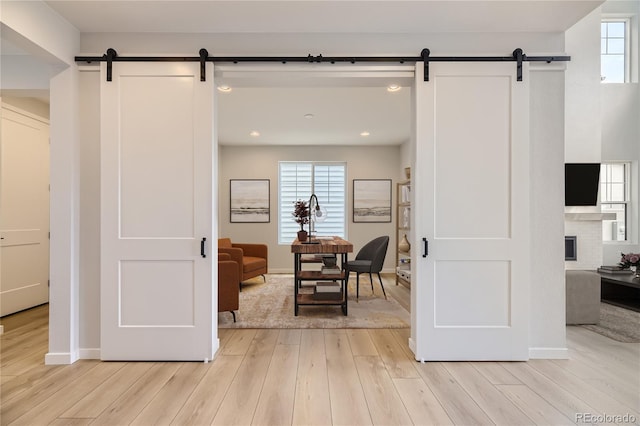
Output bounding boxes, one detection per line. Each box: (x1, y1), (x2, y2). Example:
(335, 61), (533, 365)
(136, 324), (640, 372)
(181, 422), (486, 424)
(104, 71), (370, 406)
(600, 162), (630, 241)
(279, 162), (346, 244)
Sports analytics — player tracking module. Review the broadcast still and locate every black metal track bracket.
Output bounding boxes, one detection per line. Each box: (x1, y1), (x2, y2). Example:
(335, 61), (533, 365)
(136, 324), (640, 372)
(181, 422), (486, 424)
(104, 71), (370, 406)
(199, 49), (208, 81)
(105, 48), (117, 82)
(513, 48), (524, 82)
(421, 48), (430, 82)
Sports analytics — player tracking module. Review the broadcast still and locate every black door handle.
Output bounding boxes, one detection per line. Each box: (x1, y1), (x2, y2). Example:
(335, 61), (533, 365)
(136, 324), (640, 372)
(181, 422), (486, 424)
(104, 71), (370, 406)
(201, 237), (207, 258)
(422, 238), (428, 258)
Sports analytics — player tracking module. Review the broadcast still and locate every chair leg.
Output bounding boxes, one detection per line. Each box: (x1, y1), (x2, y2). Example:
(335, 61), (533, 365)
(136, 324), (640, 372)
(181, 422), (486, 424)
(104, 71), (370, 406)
(261, 274), (266, 282)
(377, 272), (387, 299)
(239, 282), (242, 292)
(356, 273), (360, 300)
(369, 272), (374, 293)
(230, 311), (236, 323)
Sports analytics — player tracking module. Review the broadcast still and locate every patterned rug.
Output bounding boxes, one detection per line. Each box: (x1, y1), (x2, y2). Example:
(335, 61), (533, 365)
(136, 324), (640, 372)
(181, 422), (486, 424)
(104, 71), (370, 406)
(582, 302), (640, 343)
(218, 274), (410, 329)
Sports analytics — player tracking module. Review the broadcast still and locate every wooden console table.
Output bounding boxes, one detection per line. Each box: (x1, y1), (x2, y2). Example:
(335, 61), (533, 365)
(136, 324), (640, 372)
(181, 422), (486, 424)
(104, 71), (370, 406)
(291, 236), (353, 316)
(597, 272), (640, 312)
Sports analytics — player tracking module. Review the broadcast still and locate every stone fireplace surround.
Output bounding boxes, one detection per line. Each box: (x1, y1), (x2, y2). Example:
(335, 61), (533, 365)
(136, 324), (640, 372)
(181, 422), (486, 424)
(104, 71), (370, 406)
(565, 208), (615, 270)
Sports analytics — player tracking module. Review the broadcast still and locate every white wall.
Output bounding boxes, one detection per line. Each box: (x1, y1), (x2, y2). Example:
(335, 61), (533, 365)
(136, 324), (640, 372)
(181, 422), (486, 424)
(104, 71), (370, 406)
(565, 7), (603, 163)
(529, 67), (568, 357)
(78, 68), (101, 356)
(219, 145), (401, 272)
(47, 66), (81, 365)
(601, 83), (640, 264)
(79, 32), (566, 57)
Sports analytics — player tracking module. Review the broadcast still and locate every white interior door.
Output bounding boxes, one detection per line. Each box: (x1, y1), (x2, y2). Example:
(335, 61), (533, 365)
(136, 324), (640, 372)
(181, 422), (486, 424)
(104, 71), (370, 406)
(412, 62), (530, 360)
(0, 106), (50, 317)
(100, 62), (215, 360)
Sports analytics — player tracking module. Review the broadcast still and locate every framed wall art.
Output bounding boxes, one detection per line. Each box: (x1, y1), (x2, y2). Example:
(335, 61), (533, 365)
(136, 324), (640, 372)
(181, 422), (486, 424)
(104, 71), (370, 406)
(353, 179), (392, 223)
(230, 179), (270, 223)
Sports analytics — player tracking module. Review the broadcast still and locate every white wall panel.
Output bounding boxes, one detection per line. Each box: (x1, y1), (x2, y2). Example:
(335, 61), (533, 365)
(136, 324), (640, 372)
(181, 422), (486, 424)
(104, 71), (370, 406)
(120, 260), (195, 326)
(434, 260), (510, 327)
(434, 76), (511, 239)
(119, 76), (195, 239)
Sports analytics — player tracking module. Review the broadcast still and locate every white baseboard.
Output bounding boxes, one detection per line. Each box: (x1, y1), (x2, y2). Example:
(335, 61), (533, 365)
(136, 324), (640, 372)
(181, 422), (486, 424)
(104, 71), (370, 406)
(529, 347), (569, 359)
(408, 337), (417, 357)
(45, 351), (80, 365)
(79, 348), (101, 359)
(77, 342), (219, 361)
(210, 338), (220, 362)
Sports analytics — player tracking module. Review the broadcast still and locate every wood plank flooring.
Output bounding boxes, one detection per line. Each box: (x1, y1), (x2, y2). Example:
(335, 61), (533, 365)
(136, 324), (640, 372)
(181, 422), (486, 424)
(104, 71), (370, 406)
(2, 303), (639, 425)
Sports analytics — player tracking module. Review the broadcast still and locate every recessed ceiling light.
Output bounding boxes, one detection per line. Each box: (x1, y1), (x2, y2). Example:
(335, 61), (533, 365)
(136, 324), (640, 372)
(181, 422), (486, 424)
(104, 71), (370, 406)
(387, 84), (401, 92)
(217, 85), (232, 92)
(360, 131), (370, 137)
(250, 131), (260, 137)
(304, 113), (314, 119)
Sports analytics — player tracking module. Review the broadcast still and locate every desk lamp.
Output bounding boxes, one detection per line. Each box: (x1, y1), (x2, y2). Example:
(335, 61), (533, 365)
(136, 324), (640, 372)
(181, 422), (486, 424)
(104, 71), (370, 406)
(306, 193), (327, 244)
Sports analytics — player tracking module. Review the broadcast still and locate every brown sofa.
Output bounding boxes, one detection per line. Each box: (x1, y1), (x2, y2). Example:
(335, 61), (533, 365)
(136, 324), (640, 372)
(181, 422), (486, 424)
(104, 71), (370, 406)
(218, 238), (268, 290)
(218, 253), (239, 322)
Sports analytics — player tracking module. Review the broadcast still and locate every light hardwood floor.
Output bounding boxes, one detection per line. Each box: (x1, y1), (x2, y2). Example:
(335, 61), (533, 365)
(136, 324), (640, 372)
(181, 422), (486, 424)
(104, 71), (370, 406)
(2, 302), (639, 425)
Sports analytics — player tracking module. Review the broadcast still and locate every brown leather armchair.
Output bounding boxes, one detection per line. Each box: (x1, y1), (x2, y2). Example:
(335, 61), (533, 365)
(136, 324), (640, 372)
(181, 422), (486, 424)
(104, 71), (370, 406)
(218, 253), (239, 322)
(218, 238), (268, 290)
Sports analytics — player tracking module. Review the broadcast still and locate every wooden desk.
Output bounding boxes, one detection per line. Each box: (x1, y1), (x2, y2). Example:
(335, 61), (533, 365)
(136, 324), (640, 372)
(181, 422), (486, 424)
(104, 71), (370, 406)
(291, 237), (353, 316)
(597, 272), (640, 312)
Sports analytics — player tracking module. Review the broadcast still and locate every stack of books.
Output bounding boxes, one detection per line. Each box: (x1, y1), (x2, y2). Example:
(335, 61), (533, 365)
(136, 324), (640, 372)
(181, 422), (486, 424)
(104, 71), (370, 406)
(597, 265), (632, 274)
(321, 265), (341, 275)
(314, 282), (342, 300)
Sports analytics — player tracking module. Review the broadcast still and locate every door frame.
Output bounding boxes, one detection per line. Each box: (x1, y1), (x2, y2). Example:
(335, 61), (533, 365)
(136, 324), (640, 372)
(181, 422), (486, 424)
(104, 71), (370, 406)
(47, 61), (569, 363)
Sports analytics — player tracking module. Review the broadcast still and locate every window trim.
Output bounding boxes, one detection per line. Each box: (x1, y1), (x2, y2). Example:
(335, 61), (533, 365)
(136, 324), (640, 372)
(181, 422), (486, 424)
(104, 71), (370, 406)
(601, 17), (631, 83)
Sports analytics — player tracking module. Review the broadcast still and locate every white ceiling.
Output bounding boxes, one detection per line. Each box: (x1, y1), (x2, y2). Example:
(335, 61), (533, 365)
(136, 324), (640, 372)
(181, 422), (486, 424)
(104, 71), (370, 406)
(217, 85), (411, 146)
(3, 0), (604, 145)
(45, 1), (601, 34)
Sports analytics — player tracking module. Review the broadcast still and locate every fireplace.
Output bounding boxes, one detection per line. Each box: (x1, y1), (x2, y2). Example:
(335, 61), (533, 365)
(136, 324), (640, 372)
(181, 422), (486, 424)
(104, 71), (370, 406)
(565, 210), (612, 270)
(565, 236), (577, 261)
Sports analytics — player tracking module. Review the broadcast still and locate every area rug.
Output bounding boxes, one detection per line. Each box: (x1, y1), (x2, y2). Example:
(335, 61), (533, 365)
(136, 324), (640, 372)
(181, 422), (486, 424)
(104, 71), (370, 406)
(218, 274), (410, 329)
(581, 302), (640, 343)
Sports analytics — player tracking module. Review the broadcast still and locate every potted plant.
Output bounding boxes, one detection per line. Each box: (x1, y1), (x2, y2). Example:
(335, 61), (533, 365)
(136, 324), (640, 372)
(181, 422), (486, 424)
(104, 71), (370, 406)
(292, 200), (310, 242)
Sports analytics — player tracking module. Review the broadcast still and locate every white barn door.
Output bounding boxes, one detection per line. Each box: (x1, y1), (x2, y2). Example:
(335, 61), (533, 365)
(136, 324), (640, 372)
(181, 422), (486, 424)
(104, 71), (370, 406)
(413, 62), (530, 360)
(100, 62), (215, 360)
(0, 106), (50, 317)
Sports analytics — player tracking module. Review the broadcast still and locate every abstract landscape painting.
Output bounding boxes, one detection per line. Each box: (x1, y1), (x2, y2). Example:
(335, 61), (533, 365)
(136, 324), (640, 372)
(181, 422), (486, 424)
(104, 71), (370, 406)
(230, 179), (270, 223)
(353, 179), (391, 223)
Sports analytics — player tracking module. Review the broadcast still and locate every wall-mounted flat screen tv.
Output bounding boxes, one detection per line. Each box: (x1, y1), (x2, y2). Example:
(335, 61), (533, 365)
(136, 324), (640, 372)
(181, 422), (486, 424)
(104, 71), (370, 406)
(565, 163), (600, 206)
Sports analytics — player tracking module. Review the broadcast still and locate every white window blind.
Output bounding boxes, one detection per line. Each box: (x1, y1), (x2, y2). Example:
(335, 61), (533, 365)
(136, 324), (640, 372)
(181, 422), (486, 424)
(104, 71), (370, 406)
(279, 162), (346, 244)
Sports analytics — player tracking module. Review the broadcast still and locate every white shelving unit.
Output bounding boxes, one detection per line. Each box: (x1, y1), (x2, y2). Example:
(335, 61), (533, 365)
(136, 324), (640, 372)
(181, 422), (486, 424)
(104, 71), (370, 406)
(396, 180), (411, 288)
